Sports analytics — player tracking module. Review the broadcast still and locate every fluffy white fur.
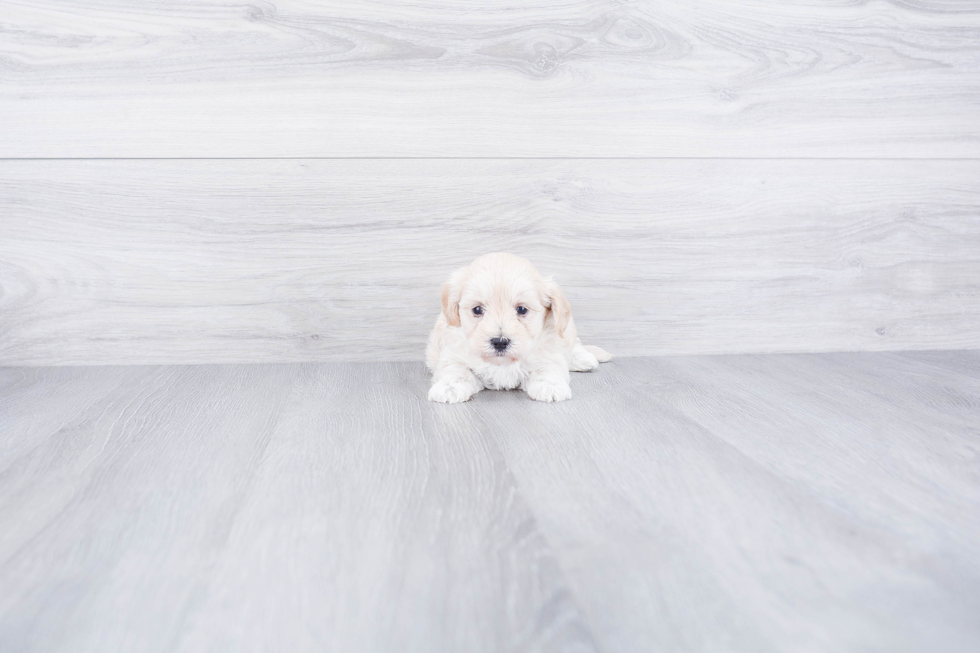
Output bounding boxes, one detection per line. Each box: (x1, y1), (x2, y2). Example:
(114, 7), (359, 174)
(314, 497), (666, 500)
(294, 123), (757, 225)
(426, 253), (612, 403)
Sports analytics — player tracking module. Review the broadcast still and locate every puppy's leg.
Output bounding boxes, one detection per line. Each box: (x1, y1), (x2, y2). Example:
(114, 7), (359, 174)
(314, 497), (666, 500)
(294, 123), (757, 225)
(525, 361), (572, 403)
(569, 342), (600, 372)
(429, 362), (483, 403)
(584, 345), (613, 363)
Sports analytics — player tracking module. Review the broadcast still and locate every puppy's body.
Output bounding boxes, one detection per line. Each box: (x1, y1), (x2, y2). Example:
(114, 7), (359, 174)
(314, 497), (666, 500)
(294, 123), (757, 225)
(426, 253), (611, 403)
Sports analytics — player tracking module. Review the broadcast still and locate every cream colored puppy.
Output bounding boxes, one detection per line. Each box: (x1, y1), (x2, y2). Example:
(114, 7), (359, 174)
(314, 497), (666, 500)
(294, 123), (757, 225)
(426, 253), (612, 403)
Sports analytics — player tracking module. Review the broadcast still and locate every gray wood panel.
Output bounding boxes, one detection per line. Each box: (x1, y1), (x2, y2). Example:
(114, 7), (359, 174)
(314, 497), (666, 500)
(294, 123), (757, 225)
(3, 0), (979, 157)
(1, 352), (978, 651)
(2, 159), (979, 366)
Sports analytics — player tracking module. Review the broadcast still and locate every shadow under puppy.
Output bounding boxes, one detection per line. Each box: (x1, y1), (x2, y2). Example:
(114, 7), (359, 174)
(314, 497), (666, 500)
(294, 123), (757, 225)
(426, 253), (612, 403)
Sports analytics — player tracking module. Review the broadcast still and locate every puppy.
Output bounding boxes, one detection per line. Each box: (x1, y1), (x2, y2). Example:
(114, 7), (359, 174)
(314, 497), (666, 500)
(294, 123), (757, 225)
(426, 253), (612, 403)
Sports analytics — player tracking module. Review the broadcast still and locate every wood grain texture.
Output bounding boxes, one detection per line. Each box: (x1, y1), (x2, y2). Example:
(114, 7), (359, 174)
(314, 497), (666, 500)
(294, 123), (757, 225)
(2, 0), (979, 157)
(472, 352), (980, 652)
(0, 362), (595, 653)
(2, 158), (978, 366)
(1, 352), (978, 651)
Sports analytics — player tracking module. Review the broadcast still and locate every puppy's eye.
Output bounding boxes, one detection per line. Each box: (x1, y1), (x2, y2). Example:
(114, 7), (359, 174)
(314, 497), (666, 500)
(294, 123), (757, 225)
(516, 306), (528, 315)
(472, 306), (484, 316)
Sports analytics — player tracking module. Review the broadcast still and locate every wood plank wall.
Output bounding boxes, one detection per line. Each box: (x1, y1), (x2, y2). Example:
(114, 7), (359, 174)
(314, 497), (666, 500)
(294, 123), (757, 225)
(1, 1), (979, 365)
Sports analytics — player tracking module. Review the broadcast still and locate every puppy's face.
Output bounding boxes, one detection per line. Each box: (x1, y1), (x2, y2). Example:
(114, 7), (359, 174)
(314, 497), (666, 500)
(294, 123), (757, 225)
(442, 253), (569, 365)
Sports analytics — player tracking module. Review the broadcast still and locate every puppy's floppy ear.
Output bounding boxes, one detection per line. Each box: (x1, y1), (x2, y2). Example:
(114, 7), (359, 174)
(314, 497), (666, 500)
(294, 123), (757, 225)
(542, 277), (571, 338)
(441, 268), (466, 327)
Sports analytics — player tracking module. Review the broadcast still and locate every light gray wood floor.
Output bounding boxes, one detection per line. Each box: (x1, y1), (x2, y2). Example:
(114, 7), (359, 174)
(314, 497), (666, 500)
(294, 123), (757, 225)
(2, 352), (978, 652)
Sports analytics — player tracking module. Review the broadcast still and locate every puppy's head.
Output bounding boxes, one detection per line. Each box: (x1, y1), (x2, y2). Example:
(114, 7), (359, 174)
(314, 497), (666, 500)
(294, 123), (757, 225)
(441, 253), (569, 365)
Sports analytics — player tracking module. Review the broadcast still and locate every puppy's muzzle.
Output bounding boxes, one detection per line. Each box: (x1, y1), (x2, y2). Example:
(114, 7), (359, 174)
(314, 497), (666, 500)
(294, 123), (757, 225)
(490, 337), (510, 353)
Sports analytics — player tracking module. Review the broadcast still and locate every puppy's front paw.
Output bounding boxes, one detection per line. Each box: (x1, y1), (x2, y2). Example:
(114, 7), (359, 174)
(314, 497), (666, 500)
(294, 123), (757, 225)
(526, 380), (572, 403)
(428, 381), (476, 404)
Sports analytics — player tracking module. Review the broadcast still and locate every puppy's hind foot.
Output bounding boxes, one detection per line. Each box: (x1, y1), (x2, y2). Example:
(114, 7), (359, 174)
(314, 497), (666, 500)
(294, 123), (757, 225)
(569, 346), (600, 372)
(584, 345), (613, 363)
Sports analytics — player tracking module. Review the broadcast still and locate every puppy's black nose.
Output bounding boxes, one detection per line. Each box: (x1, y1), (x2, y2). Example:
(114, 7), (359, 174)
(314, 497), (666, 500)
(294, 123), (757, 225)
(490, 337), (510, 352)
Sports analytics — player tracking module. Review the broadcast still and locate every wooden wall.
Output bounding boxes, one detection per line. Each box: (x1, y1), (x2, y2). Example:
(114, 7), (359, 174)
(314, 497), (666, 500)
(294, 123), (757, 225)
(2, 1), (979, 365)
